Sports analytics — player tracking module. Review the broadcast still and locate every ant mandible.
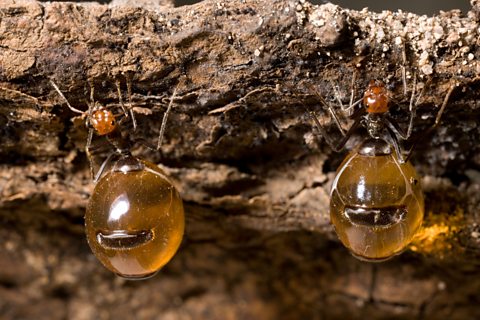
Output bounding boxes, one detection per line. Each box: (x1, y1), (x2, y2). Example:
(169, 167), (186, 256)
(308, 76), (455, 261)
(51, 78), (184, 279)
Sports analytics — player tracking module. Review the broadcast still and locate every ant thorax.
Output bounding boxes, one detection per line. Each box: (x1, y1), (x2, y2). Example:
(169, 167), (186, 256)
(104, 127), (132, 157)
(363, 113), (386, 140)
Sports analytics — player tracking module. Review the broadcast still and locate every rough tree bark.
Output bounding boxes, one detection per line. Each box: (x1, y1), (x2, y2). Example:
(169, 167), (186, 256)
(0, 0), (480, 319)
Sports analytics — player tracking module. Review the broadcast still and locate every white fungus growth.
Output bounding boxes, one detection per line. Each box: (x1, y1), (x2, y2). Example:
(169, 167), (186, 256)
(299, 1), (478, 77)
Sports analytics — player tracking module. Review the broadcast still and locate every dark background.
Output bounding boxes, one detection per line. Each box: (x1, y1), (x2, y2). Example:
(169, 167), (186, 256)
(178, 0), (470, 15)
(43, 0), (471, 15)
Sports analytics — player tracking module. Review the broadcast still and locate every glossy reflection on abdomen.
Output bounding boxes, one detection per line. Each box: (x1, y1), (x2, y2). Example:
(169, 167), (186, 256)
(85, 161), (184, 279)
(330, 151), (424, 261)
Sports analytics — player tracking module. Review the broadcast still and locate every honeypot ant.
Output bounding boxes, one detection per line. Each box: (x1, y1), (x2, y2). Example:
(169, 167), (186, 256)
(51, 78), (185, 280)
(308, 76), (455, 261)
(50, 79), (178, 181)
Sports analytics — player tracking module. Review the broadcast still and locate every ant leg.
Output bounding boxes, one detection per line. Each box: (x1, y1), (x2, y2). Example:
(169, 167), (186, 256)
(49, 80), (84, 114)
(126, 76), (137, 131)
(330, 80), (345, 112)
(433, 82), (455, 129)
(387, 74), (425, 141)
(134, 138), (157, 151)
(94, 153), (116, 183)
(87, 80), (96, 121)
(346, 71), (364, 115)
(115, 79), (137, 131)
(85, 130), (117, 182)
(327, 102), (345, 136)
(401, 42), (408, 96)
(115, 79), (129, 118)
(404, 82), (455, 162)
(114, 77), (138, 131)
(307, 109), (331, 145)
(405, 74), (417, 139)
(89, 80), (95, 105)
(330, 80), (362, 115)
(308, 108), (363, 152)
(349, 71), (356, 110)
(386, 126), (406, 163)
(157, 83), (179, 150)
(85, 127), (96, 180)
(304, 83), (345, 136)
(333, 117), (362, 151)
(311, 87), (346, 136)
(386, 75), (417, 141)
(386, 118), (407, 141)
(406, 74), (430, 139)
(331, 77), (362, 115)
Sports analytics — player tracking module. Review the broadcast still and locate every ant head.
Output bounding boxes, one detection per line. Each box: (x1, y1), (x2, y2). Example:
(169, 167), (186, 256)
(363, 80), (389, 114)
(90, 106), (117, 136)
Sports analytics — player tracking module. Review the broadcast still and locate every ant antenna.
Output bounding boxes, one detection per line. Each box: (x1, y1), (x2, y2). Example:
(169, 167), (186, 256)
(349, 71), (357, 110)
(94, 152), (116, 183)
(404, 81), (456, 162)
(401, 42), (408, 96)
(434, 82), (455, 128)
(87, 80), (96, 122)
(157, 83), (180, 150)
(308, 83), (346, 136)
(50, 80), (84, 114)
(126, 76), (137, 131)
(109, 52), (137, 129)
(115, 78), (138, 131)
(330, 78), (363, 115)
(115, 80), (129, 118)
(330, 80), (345, 112)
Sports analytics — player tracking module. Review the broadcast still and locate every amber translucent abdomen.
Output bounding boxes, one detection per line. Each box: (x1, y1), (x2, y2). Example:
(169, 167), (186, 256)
(85, 161), (184, 279)
(330, 149), (424, 261)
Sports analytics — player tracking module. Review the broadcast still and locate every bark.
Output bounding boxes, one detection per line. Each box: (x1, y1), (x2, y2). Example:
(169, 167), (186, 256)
(1, 0), (480, 319)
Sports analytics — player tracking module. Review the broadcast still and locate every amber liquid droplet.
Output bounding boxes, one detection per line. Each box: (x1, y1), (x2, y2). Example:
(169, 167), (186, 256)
(85, 160), (184, 279)
(330, 151), (424, 261)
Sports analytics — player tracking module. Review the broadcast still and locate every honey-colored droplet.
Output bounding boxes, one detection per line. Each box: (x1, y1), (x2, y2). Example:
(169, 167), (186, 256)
(85, 159), (184, 279)
(330, 143), (424, 261)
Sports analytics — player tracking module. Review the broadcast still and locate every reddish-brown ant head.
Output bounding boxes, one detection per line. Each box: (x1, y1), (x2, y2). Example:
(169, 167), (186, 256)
(90, 108), (117, 136)
(363, 80), (389, 114)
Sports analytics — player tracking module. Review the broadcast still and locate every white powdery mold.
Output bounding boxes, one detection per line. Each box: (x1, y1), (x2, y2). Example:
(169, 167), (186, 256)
(308, 3), (347, 47)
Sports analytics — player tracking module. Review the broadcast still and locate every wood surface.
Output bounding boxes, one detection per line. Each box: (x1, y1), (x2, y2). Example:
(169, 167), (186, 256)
(1, 0), (479, 319)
